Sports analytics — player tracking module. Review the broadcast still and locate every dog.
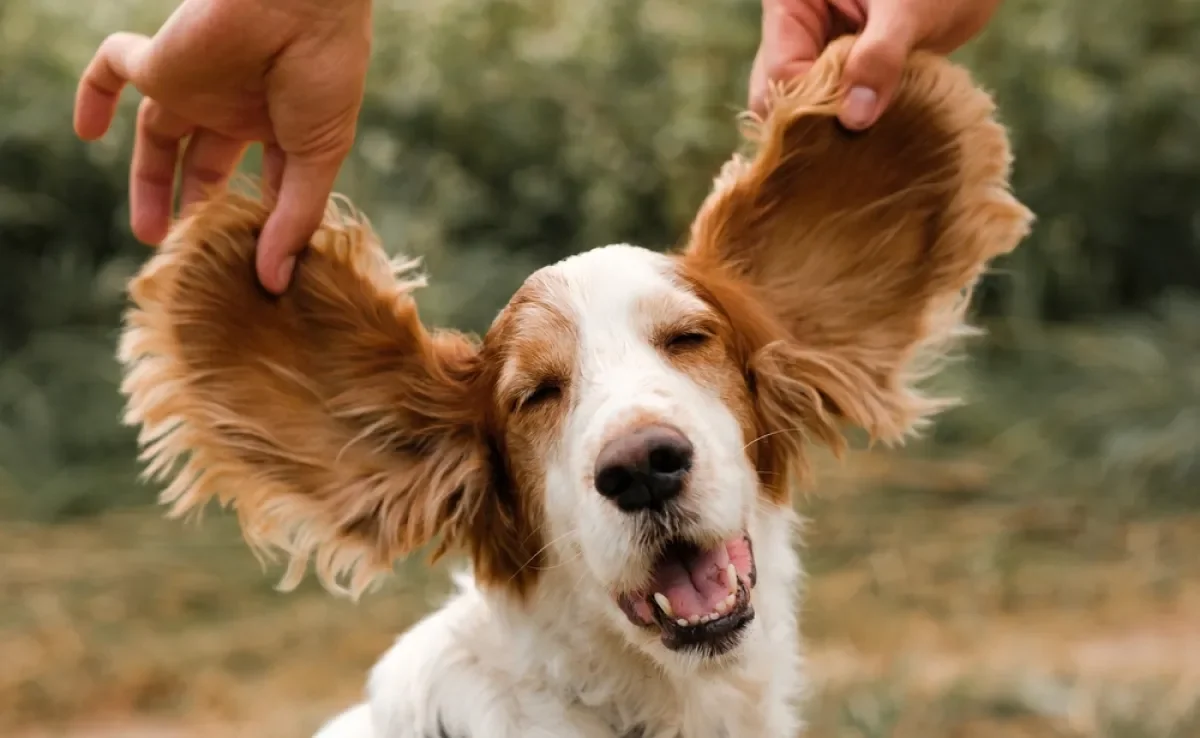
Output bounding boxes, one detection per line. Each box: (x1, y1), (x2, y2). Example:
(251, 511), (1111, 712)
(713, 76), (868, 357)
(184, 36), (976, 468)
(115, 37), (1031, 738)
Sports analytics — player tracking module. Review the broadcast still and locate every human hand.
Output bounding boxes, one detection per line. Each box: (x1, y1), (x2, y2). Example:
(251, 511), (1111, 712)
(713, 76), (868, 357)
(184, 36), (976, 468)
(749, 0), (1003, 129)
(74, 0), (372, 294)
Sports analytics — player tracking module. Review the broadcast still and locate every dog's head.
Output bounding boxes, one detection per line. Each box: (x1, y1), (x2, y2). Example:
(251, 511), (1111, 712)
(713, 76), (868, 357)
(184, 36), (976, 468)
(117, 38), (1030, 668)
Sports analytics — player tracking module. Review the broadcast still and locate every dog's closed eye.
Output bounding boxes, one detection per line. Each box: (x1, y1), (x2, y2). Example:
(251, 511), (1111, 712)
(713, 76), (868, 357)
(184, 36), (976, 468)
(664, 331), (711, 352)
(516, 380), (564, 413)
(656, 316), (718, 356)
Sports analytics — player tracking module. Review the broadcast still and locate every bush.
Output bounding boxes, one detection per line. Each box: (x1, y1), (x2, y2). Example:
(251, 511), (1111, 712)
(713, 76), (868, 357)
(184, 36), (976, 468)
(0, 2), (145, 519)
(352, 0), (760, 329)
(958, 0), (1200, 320)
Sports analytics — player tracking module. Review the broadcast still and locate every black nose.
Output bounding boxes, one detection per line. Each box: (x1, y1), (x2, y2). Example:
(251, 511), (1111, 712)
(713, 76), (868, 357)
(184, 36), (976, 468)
(593, 424), (693, 512)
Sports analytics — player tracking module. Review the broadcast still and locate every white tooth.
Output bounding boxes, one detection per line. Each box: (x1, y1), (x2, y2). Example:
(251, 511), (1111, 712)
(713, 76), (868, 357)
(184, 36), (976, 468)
(726, 563), (738, 593)
(724, 593), (736, 609)
(676, 618), (689, 627)
(653, 593), (673, 617)
(700, 614), (711, 623)
(715, 598), (728, 614)
(688, 615), (701, 626)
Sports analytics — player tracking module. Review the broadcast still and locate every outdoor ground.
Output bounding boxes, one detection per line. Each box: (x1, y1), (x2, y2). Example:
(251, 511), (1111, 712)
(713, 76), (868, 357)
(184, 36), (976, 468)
(4, 446), (1199, 738)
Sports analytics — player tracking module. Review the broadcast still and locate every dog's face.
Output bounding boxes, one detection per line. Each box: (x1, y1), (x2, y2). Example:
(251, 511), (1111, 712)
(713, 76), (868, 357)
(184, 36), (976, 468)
(487, 245), (767, 659)
(116, 39), (1031, 668)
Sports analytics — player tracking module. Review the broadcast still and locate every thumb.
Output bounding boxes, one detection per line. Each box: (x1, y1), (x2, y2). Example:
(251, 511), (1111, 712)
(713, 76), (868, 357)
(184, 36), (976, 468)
(255, 149), (343, 294)
(838, 4), (917, 130)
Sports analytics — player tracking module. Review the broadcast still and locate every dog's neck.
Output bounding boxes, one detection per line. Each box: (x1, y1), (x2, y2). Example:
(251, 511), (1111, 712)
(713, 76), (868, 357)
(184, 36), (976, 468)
(473, 507), (806, 738)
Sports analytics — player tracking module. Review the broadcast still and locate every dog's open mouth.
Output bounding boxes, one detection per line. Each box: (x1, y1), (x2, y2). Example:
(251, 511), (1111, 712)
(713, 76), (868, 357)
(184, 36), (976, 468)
(617, 534), (757, 655)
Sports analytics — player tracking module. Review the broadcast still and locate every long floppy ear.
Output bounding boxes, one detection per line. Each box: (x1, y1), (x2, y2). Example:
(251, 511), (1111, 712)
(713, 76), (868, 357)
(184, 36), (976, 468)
(117, 192), (541, 597)
(683, 35), (1033, 451)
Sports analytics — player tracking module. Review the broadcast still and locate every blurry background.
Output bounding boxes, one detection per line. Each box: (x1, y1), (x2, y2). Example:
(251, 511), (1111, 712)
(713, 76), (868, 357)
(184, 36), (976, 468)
(2, 0), (1199, 736)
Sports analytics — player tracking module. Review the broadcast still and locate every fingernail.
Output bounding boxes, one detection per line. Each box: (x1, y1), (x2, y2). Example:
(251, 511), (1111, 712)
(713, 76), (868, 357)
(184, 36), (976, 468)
(842, 86), (878, 129)
(277, 256), (296, 290)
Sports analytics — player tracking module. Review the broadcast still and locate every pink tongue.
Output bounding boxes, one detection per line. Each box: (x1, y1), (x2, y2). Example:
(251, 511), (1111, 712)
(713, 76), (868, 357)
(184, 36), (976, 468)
(652, 542), (734, 621)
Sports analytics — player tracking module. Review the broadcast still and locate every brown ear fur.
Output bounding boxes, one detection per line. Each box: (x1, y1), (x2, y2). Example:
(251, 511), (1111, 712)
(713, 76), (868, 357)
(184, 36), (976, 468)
(118, 193), (541, 598)
(684, 35), (1033, 453)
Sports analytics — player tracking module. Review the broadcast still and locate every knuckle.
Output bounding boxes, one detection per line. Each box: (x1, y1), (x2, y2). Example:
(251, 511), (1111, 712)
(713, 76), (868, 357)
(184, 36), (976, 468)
(765, 59), (791, 81)
(183, 158), (235, 186)
(137, 98), (188, 141)
(765, 61), (798, 83)
(183, 165), (229, 187)
(136, 96), (163, 124)
(863, 38), (906, 70)
(291, 121), (356, 163)
(97, 32), (127, 56)
(850, 39), (907, 82)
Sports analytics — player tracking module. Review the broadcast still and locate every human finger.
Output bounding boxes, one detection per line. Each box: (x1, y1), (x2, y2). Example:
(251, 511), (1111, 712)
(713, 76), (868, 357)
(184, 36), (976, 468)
(262, 143), (286, 206)
(74, 32), (152, 141)
(179, 130), (248, 212)
(749, 0), (827, 115)
(748, 46), (769, 115)
(130, 98), (192, 244)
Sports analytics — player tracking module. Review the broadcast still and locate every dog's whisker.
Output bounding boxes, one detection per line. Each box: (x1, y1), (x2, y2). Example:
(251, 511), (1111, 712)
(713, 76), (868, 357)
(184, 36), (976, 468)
(508, 527), (580, 583)
(531, 550), (583, 572)
(743, 427), (808, 450)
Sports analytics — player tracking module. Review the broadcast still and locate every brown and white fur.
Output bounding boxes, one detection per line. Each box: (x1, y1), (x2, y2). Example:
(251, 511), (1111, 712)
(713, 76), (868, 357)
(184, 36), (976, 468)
(115, 38), (1032, 738)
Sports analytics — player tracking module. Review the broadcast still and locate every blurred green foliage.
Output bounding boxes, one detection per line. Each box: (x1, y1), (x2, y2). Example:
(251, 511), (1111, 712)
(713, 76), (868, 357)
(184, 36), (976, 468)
(957, 0), (1200, 320)
(1, 0), (1197, 521)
